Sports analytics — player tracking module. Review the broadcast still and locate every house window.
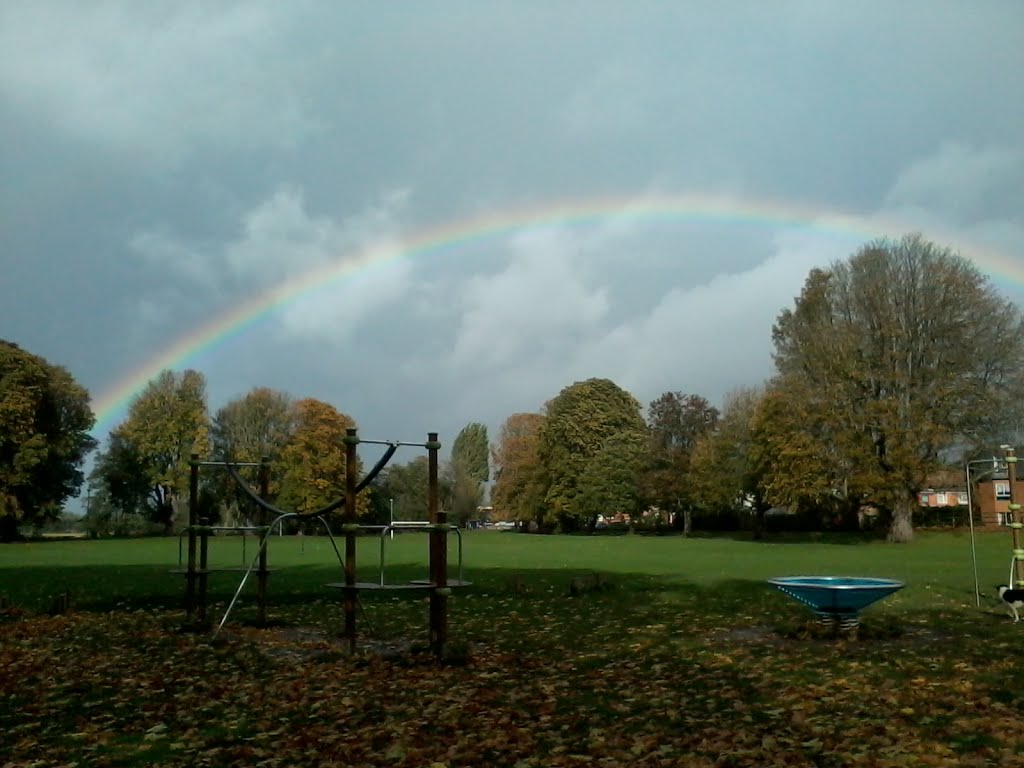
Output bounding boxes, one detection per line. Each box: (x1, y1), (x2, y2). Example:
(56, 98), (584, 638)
(957, 492), (968, 505)
(995, 482), (1011, 500)
(919, 493), (930, 506)
(998, 513), (1010, 526)
(936, 492), (947, 505)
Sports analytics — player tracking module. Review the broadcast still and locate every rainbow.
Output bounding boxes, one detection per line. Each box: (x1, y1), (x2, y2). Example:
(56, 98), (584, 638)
(90, 192), (1023, 437)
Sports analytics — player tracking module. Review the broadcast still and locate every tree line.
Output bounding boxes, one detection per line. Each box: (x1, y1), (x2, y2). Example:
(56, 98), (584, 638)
(493, 235), (1024, 542)
(2, 234), (1022, 542)
(84, 376), (491, 536)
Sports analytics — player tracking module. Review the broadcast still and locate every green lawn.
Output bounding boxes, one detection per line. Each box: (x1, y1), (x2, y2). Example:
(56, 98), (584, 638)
(0, 528), (1012, 612)
(2, 530), (1023, 767)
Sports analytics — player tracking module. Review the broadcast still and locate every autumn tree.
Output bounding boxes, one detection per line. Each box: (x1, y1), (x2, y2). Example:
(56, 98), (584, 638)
(772, 234), (1024, 542)
(273, 398), (370, 524)
(0, 340), (96, 540)
(689, 387), (771, 538)
(644, 391), (719, 535)
(538, 378), (648, 532)
(490, 412), (546, 528)
(105, 369), (210, 532)
(750, 381), (865, 529)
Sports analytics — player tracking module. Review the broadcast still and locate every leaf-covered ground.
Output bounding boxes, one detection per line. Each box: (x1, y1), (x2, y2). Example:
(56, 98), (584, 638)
(3, 580), (1024, 768)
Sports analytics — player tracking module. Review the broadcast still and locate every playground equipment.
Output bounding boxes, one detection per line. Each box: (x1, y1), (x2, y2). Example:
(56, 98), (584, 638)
(179, 459), (274, 625)
(1004, 447), (1024, 590)
(180, 429), (469, 657)
(768, 576), (905, 631)
(965, 445), (1024, 607)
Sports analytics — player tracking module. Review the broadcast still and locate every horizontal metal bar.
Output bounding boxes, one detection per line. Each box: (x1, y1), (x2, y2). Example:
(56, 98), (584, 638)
(357, 438), (428, 448)
(193, 460), (264, 468)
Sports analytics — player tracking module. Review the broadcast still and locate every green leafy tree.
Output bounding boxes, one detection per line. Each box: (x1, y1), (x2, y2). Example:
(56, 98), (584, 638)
(211, 387), (294, 521)
(90, 431), (152, 527)
(689, 387), (771, 538)
(643, 391), (719, 534)
(445, 423), (490, 526)
(772, 234), (1024, 542)
(0, 340), (97, 540)
(111, 369), (210, 532)
(538, 378), (647, 532)
(490, 412), (546, 528)
(361, 473), (396, 526)
(212, 387), (294, 466)
(575, 429), (648, 530)
(276, 398), (366, 520)
(443, 460), (483, 527)
(450, 423), (489, 483)
(378, 457), (430, 522)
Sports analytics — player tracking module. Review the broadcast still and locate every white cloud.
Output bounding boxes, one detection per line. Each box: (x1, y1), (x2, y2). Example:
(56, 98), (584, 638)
(4, 2), (1023, 450)
(420, 209), (852, 418)
(576, 232), (846, 402)
(224, 187), (338, 282)
(561, 59), (662, 139)
(0, 1), (320, 164)
(128, 184), (416, 345)
(227, 186), (416, 344)
(884, 142), (1023, 224)
(130, 230), (218, 286)
(444, 227), (609, 371)
(877, 143), (1024, 302)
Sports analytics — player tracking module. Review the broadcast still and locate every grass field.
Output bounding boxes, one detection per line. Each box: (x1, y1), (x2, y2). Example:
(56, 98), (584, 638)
(2, 530), (1023, 767)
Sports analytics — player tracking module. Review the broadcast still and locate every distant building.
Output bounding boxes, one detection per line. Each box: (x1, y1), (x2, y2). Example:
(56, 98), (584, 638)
(918, 489), (968, 508)
(975, 473), (1024, 527)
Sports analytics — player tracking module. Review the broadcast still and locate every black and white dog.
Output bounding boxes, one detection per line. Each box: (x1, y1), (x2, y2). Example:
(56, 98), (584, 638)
(997, 586), (1024, 622)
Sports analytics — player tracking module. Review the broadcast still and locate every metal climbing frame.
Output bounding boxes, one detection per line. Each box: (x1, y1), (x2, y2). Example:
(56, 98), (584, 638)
(1006, 448), (1024, 590)
(374, 523), (466, 587)
(329, 430), (459, 656)
(185, 429), (467, 658)
(177, 525), (267, 570)
(215, 512), (343, 636)
(182, 458), (273, 626)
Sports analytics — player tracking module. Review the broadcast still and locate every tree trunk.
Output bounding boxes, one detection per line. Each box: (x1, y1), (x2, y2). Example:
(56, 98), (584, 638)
(0, 514), (23, 543)
(887, 498), (915, 543)
(682, 508), (692, 537)
(752, 506), (767, 540)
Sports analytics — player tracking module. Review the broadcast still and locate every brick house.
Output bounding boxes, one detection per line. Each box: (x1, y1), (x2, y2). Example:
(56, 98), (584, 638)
(975, 473), (1024, 528)
(918, 488), (968, 508)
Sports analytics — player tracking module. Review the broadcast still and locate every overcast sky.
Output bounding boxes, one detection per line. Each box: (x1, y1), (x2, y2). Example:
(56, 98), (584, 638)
(2, 1), (1022, 462)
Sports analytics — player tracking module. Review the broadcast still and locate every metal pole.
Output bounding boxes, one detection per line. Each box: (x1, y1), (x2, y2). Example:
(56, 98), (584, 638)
(390, 497), (394, 540)
(427, 432), (447, 658)
(198, 511), (210, 626)
(343, 428), (359, 653)
(1005, 446), (1024, 588)
(185, 453), (199, 621)
(256, 457), (270, 625)
(965, 462), (980, 607)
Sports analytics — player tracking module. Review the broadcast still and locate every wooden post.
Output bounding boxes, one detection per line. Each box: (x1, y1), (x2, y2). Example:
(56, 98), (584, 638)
(185, 453), (199, 621)
(1006, 447), (1024, 588)
(198, 503), (210, 626)
(427, 432), (447, 658)
(343, 428), (359, 652)
(257, 456), (270, 625)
